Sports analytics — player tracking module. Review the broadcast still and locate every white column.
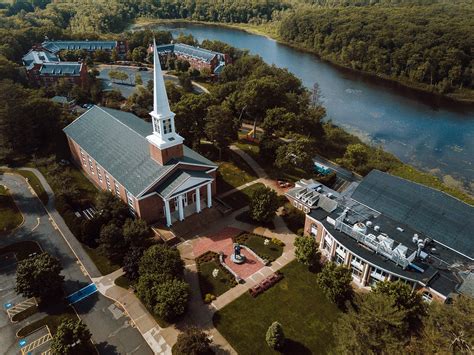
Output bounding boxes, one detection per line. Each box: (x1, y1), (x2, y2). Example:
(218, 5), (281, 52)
(178, 194), (184, 221)
(207, 183), (212, 208)
(165, 199), (171, 227)
(196, 187), (201, 213)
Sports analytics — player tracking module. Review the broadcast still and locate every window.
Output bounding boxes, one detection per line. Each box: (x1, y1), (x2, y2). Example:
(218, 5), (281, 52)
(422, 291), (433, 303)
(114, 181), (120, 197)
(80, 149), (86, 166)
(105, 174), (112, 191)
(97, 166), (103, 183)
(88, 158), (94, 175)
(335, 253), (345, 265)
(322, 236), (332, 252)
(163, 118), (172, 134)
(351, 264), (363, 279)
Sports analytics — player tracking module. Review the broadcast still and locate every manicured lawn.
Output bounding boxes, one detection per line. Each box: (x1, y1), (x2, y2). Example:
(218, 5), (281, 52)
(235, 210), (275, 230)
(198, 260), (234, 298)
(16, 170), (49, 204)
(235, 233), (283, 262)
(83, 245), (120, 275)
(0, 185), (23, 233)
(0, 241), (42, 261)
(221, 183), (265, 210)
(213, 261), (340, 354)
(217, 151), (257, 192)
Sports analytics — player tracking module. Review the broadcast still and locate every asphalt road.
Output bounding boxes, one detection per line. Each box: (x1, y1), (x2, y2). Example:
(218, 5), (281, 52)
(0, 173), (152, 355)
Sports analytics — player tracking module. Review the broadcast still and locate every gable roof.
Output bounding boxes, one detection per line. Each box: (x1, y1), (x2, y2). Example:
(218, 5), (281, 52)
(155, 170), (212, 198)
(42, 40), (117, 53)
(63, 106), (216, 197)
(352, 170), (474, 259)
(39, 63), (82, 76)
(155, 43), (223, 63)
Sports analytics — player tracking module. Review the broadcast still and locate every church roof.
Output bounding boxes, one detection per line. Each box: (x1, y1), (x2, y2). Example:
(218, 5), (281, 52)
(63, 106), (216, 197)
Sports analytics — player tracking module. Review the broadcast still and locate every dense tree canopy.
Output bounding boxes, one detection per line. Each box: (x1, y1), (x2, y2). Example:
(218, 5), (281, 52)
(279, 4), (474, 95)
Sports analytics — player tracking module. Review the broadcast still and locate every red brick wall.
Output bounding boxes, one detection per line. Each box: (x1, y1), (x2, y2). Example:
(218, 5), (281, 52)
(149, 143), (183, 165)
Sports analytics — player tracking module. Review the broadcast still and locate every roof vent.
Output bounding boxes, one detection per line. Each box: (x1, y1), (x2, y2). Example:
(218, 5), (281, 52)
(412, 234), (419, 244)
(374, 225), (380, 232)
(396, 227), (404, 232)
(352, 222), (367, 235)
(366, 221), (373, 227)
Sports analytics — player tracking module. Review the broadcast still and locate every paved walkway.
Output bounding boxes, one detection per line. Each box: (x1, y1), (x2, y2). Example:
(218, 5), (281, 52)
(93, 269), (176, 355)
(230, 145), (267, 179)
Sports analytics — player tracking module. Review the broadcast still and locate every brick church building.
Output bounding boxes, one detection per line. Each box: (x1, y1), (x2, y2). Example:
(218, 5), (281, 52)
(64, 40), (217, 226)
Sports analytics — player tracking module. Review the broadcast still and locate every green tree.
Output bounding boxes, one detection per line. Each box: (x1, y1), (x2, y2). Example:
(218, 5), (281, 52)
(335, 293), (408, 354)
(178, 72), (193, 92)
(50, 319), (92, 355)
(135, 73), (143, 86)
(123, 246), (146, 281)
(108, 69), (128, 84)
(248, 185), (279, 223)
(176, 59), (191, 72)
(122, 218), (153, 248)
(373, 280), (426, 330)
(342, 143), (370, 173)
(204, 104), (238, 160)
(93, 49), (110, 63)
(15, 252), (64, 300)
(173, 327), (214, 355)
(153, 279), (189, 321)
(95, 191), (130, 225)
(97, 222), (127, 264)
(132, 46), (147, 63)
(111, 48), (118, 62)
(294, 235), (320, 268)
(316, 262), (353, 308)
(139, 244), (184, 279)
(275, 139), (315, 173)
(419, 295), (474, 354)
(136, 273), (171, 308)
(266, 321), (285, 350)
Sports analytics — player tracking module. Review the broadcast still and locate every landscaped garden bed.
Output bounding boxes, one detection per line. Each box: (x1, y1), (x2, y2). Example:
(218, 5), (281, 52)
(196, 251), (237, 300)
(213, 261), (340, 354)
(234, 233), (284, 262)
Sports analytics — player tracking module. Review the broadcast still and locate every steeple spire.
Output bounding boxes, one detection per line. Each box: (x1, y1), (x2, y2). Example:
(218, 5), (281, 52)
(147, 38), (184, 161)
(152, 38), (173, 119)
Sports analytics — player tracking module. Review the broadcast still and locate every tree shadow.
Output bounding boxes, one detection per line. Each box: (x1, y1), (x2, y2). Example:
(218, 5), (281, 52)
(95, 342), (119, 355)
(282, 338), (312, 355)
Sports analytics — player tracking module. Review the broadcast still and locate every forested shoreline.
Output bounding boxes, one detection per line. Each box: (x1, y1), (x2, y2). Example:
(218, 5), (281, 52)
(1, 0), (472, 100)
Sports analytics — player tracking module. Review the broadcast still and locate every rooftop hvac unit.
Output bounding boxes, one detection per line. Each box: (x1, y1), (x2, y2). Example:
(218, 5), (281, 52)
(366, 221), (373, 227)
(316, 186), (322, 193)
(352, 222), (367, 235)
(412, 234), (419, 244)
(374, 225), (380, 232)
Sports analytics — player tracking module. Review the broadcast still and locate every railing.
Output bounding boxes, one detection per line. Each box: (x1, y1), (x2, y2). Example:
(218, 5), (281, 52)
(335, 219), (409, 269)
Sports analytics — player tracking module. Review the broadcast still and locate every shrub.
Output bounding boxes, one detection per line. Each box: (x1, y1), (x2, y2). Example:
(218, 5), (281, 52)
(266, 321), (285, 350)
(173, 327), (214, 355)
(271, 237), (285, 247)
(204, 294), (216, 304)
(153, 279), (190, 321)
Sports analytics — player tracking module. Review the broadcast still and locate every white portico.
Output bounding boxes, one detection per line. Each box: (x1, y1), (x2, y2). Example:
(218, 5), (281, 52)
(156, 169), (215, 227)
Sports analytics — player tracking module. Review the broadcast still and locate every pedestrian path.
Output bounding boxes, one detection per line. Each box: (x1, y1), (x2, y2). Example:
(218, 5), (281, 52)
(93, 269), (176, 355)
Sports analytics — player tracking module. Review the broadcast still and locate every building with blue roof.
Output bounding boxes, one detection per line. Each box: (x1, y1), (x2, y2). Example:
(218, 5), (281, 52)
(41, 40), (128, 58)
(63, 40), (217, 227)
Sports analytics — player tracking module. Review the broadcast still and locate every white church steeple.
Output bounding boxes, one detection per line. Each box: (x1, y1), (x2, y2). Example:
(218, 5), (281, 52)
(147, 38), (183, 152)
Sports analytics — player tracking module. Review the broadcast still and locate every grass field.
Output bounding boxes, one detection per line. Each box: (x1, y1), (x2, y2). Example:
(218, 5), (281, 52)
(220, 183), (265, 210)
(0, 185), (23, 233)
(83, 245), (120, 275)
(16, 170), (48, 204)
(198, 260), (234, 298)
(214, 261), (339, 354)
(217, 150), (257, 193)
(235, 233), (283, 262)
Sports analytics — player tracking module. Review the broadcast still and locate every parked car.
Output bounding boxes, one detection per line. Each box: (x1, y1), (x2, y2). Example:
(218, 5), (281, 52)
(138, 67), (148, 71)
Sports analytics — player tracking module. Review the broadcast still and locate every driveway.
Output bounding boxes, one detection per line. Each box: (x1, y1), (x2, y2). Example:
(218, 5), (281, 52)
(0, 173), (152, 355)
(97, 65), (207, 98)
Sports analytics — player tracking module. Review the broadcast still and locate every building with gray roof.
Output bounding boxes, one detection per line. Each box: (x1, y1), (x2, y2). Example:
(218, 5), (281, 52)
(291, 171), (474, 303)
(154, 43), (230, 75)
(63, 40), (217, 227)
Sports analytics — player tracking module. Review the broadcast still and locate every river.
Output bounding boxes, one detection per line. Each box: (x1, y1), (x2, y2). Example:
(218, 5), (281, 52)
(140, 22), (474, 194)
